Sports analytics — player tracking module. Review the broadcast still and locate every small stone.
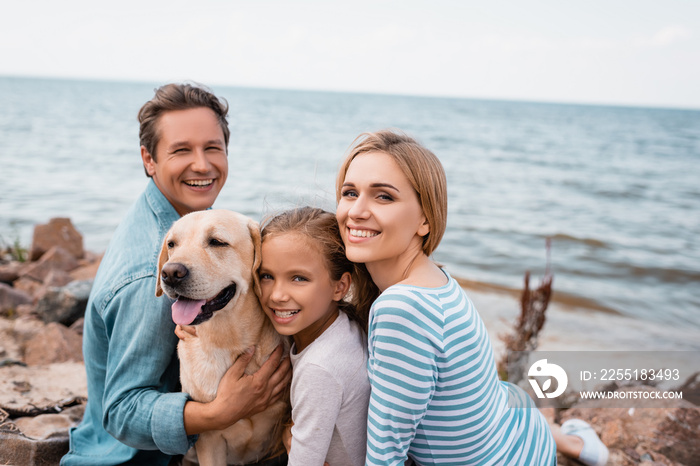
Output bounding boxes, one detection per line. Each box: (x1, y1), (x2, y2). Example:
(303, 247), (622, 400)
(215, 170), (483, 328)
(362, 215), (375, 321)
(29, 218), (84, 261)
(14, 413), (73, 440)
(12, 381), (32, 394)
(12, 277), (42, 298)
(0, 262), (22, 284)
(23, 323), (83, 365)
(43, 269), (73, 288)
(34, 280), (92, 326)
(20, 246), (79, 283)
(0, 283), (32, 316)
(69, 256), (101, 282)
(69, 317), (84, 336)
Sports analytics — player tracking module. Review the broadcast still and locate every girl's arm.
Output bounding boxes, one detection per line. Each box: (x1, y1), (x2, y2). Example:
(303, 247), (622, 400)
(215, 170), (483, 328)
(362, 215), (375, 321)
(365, 297), (439, 466)
(287, 364), (343, 466)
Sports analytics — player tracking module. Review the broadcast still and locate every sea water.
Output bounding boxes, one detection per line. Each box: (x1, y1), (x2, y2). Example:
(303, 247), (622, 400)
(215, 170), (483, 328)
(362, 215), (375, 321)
(1, 76), (698, 336)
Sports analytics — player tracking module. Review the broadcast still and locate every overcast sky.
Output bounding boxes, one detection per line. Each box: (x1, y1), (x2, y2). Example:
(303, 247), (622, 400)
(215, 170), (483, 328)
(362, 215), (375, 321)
(2, 0), (699, 109)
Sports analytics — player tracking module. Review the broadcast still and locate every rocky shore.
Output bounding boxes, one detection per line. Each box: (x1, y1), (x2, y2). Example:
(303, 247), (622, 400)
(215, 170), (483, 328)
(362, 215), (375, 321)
(1, 218), (698, 465)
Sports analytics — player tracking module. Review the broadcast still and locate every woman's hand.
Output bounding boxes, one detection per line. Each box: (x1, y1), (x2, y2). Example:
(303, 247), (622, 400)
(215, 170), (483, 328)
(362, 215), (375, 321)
(183, 344), (292, 434)
(174, 324), (197, 340)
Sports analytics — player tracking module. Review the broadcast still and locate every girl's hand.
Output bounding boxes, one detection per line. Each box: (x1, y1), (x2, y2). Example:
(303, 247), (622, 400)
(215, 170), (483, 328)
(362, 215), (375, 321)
(175, 324), (197, 341)
(282, 422), (293, 454)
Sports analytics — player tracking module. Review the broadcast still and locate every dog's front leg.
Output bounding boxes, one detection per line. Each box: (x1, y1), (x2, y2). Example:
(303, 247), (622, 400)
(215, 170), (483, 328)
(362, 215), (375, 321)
(194, 431), (228, 466)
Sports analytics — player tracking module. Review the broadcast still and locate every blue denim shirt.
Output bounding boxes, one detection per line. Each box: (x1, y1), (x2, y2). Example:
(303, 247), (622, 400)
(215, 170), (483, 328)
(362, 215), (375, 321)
(62, 180), (196, 465)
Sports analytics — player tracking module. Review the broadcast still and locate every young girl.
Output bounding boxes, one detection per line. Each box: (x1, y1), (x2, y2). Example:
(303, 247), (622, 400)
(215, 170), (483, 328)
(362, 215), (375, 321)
(335, 130), (608, 466)
(258, 206), (371, 466)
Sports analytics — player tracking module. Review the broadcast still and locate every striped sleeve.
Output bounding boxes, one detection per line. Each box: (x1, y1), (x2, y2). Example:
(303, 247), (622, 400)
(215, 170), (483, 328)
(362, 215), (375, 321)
(365, 290), (443, 466)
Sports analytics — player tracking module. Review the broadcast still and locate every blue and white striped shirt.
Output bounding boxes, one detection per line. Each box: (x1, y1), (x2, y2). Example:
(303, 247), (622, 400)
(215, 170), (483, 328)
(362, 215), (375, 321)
(365, 272), (555, 465)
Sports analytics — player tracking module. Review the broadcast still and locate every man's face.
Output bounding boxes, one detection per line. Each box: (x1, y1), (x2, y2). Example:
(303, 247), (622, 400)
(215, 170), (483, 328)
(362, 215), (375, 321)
(141, 107), (228, 216)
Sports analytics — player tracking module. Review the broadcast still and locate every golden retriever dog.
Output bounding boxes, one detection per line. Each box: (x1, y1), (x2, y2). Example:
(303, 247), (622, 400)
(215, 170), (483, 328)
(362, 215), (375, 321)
(156, 209), (288, 466)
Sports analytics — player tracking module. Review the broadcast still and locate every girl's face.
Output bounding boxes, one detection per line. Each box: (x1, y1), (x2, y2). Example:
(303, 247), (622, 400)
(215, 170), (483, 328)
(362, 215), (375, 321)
(259, 232), (349, 352)
(336, 151), (429, 267)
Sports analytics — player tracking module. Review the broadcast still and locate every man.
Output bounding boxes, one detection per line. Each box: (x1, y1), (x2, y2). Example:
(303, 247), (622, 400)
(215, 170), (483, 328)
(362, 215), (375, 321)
(62, 83), (291, 465)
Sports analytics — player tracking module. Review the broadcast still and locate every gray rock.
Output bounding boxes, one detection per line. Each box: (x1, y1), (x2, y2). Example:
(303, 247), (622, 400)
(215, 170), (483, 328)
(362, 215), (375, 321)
(674, 371), (700, 407)
(0, 283), (32, 316)
(34, 280), (93, 326)
(0, 262), (21, 285)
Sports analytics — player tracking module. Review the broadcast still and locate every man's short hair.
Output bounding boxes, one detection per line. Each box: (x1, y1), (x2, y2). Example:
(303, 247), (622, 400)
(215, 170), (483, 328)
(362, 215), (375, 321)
(138, 83), (230, 176)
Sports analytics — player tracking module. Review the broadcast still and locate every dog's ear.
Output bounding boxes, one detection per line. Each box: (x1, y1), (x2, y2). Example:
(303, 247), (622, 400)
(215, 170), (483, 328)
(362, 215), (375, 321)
(248, 219), (263, 297)
(155, 233), (170, 297)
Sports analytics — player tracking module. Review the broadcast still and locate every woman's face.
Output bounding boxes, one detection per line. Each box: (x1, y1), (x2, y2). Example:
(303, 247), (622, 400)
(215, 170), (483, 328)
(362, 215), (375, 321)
(336, 151), (429, 267)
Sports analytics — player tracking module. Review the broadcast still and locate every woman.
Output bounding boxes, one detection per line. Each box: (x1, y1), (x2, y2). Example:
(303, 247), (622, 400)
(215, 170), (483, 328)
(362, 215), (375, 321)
(335, 130), (607, 465)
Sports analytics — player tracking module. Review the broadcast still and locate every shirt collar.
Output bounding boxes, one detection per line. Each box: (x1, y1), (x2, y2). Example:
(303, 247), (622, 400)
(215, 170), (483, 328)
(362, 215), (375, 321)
(144, 179), (181, 229)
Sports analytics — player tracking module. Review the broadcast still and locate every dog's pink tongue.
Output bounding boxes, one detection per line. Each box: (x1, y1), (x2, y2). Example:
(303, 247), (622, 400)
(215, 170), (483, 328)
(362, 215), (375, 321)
(172, 298), (206, 325)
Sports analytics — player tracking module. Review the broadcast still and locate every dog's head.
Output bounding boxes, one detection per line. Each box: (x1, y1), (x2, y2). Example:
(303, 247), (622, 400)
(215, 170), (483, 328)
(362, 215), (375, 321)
(156, 210), (262, 326)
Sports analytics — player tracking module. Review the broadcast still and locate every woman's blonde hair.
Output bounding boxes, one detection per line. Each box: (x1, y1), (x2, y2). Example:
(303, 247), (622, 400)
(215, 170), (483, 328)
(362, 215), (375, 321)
(335, 129), (448, 320)
(260, 206), (366, 330)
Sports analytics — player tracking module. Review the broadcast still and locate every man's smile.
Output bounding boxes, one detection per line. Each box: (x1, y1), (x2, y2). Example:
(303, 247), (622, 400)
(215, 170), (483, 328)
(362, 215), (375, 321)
(184, 179), (214, 187)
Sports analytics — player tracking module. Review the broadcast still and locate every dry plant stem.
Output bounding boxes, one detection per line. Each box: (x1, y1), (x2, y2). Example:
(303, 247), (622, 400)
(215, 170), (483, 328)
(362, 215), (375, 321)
(498, 240), (553, 384)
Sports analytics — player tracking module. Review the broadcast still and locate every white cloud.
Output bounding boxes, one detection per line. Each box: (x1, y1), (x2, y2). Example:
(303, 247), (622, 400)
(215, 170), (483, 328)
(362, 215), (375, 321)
(649, 25), (692, 47)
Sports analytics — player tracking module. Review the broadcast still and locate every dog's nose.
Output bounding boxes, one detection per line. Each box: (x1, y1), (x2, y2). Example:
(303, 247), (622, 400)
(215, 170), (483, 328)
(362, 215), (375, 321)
(161, 263), (189, 287)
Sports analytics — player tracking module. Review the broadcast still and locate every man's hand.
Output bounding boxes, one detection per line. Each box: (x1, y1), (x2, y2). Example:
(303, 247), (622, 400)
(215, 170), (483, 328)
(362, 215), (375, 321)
(174, 324), (197, 340)
(211, 344), (291, 427)
(183, 344), (292, 434)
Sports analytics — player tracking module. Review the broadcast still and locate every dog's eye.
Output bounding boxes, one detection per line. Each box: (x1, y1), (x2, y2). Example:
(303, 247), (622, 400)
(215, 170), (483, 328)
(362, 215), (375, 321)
(167, 241), (175, 249)
(209, 238), (228, 247)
